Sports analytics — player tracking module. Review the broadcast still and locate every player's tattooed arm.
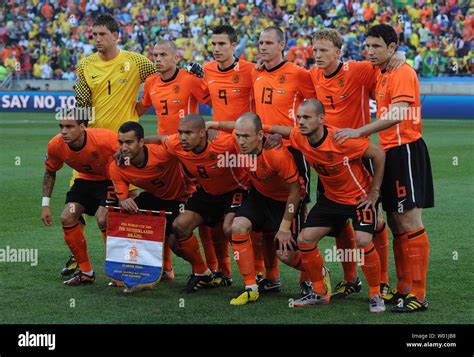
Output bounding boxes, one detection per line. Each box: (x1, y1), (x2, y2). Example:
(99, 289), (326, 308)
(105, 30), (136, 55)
(360, 142), (386, 211)
(41, 170), (56, 226)
(135, 101), (151, 116)
(42, 169), (56, 198)
(276, 180), (301, 253)
(334, 102), (408, 143)
(263, 125), (292, 139)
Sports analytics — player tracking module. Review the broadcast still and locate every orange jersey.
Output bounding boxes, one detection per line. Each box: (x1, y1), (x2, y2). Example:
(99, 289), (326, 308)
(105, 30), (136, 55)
(374, 63), (422, 150)
(310, 61), (376, 129)
(245, 145), (302, 202)
(202, 59), (255, 122)
(289, 126), (371, 205)
(108, 144), (190, 201)
(252, 61), (315, 127)
(162, 133), (248, 196)
(141, 69), (210, 135)
(44, 128), (117, 181)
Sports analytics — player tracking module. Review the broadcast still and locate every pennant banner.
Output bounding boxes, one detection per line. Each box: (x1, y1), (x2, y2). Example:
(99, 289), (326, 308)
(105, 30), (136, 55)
(105, 208), (167, 290)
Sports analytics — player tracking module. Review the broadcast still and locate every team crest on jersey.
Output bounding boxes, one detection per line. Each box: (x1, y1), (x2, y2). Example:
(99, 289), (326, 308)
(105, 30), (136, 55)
(232, 74), (240, 84)
(278, 74), (286, 84)
(173, 85), (180, 94)
(90, 151), (99, 160)
(119, 79), (127, 84)
(338, 78), (345, 88)
(329, 165), (339, 170)
(120, 62), (131, 72)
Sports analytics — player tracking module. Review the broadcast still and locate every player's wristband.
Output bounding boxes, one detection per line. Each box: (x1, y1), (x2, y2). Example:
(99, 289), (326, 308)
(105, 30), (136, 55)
(42, 197), (50, 207)
(263, 125), (272, 134)
(279, 218), (292, 233)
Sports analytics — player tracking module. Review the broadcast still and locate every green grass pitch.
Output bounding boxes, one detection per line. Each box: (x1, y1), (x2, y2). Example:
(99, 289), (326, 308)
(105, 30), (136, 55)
(0, 112), (472, 324)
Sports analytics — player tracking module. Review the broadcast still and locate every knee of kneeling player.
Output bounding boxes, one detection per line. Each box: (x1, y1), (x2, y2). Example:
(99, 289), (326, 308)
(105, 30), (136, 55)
(276, 250), (295, 266)
(355, 234), (372, 248)
(231, 217), (251, 235)
(172, 218), (190, 239)
(96, 216), (107, 230)
(60, 212), (78, 227)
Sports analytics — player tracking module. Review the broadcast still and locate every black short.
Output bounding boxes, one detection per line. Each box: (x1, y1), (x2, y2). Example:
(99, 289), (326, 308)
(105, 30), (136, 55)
(185, 187), (248, 227)
(66, 179), (115, 216)
(235, 188), (303, 236)
(302, 195), (378, 234)
(287, 146), (311, 203)
(134, 191), (185, 236)
(381, 138), (434, 212)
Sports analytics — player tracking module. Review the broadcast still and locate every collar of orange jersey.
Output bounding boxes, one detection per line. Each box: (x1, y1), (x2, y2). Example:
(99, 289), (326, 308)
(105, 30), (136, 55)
(218, 57), (239, 72)
(69, 130), (87, 152)
(264, 60), (287, 72)
(134, 145), (149, 168)
(161, 68), (180, 83)
(193, 132), (209, 155)
(308, 126), (328, 148)
(324, 61), (343, 79)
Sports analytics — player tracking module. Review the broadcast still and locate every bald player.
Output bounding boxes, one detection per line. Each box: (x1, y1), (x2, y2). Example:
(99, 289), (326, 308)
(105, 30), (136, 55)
(145, 114), (249, 293)
(207, 113), (310, 304)
(266, 99), (387, 313)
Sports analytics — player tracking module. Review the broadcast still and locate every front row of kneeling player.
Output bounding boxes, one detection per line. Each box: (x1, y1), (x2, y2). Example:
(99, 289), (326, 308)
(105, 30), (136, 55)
(41, 99), (416, 313)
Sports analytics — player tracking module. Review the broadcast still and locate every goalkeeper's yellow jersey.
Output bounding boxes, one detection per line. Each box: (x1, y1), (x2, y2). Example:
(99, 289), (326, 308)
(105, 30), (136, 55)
(75, 49), (157, 132)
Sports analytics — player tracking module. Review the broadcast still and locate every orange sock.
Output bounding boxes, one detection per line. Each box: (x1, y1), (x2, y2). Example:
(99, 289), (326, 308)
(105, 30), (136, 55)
(373, 222), (389, 284)
(263, 233), (279, 282)
(100, 228), (107, 244)
(211, 225), (231, 276)
(163, 239), (173, 272)
(63, 223), (92, 272)
(406, 227), (430, 301)
(231, 233), (256, 286)
(360, 242), (381, 298)
(288, 251), (310, 283)
(393, 233), (412, 295)
(251, 231), (264, 275)
(198, 225), (218, 272)
(177, 233), (208, 275)
(335, 222), (357, 283)
(298, 243), (325, 295)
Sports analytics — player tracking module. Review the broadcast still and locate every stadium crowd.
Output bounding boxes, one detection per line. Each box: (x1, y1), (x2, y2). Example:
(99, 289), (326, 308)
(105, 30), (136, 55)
(0, 0), (473, 81)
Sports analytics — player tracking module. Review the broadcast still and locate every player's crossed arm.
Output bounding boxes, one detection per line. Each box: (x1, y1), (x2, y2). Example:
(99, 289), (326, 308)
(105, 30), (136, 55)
(333, 102), (409, 144)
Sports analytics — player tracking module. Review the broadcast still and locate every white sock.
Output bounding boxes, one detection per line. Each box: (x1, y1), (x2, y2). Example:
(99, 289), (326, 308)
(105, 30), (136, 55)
(82, 271), (93, 276)
(246, 284), (258, 292)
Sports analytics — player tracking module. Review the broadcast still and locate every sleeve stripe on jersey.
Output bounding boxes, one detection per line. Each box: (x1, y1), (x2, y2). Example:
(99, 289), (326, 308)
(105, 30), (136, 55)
(392, 94), (414, 100)
(202, 94), (210, 100)
(283, 171), (298, 182)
